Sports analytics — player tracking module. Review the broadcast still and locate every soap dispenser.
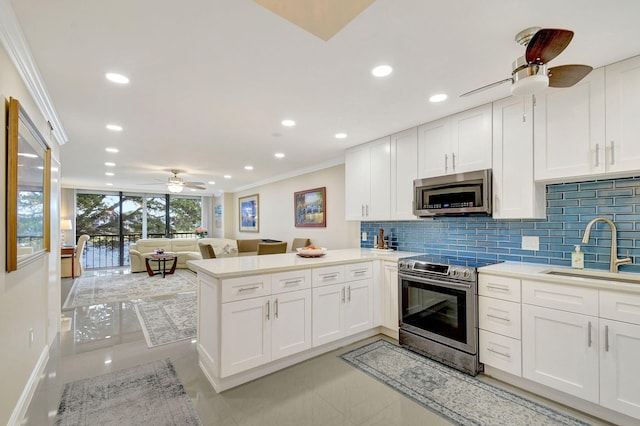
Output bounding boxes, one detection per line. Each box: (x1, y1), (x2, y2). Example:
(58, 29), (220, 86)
(571, 245), (584, 269)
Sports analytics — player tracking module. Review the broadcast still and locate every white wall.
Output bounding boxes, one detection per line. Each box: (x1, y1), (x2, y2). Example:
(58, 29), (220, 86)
(232, 164), (360, 250)
(0, 44), (62, 424)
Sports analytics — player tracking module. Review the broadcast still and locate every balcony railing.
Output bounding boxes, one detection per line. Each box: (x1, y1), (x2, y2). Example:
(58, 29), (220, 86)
(79, 232), (197, 269)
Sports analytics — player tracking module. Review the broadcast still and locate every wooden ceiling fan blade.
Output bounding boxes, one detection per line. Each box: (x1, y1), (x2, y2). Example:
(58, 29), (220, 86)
(525, 28), (574, 64)
(548, 64), (593, 88)
(460, 78), (511, 97)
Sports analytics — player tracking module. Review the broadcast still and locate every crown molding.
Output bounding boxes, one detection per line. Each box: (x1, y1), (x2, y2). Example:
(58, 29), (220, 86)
(0, 0), (68, 145)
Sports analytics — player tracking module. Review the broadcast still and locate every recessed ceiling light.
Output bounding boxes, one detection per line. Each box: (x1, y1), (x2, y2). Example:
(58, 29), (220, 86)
(105, 147), (119, 153)
(372, 65), (393, 77)
(105, 172), (114, 176)
(281, 119), (296, 127)
(105, 124), (123, 131)
(335, 133), (348, 139)
(105, 73), (129, 84)
(224, 174), (231, 179)
(274, 152), (285, 158)
(106, 183), (113, 186)
(104, 162), (116, 167)
(244, 165), (254, 170)
(208, 181), (216, 185)
(429, 93), (448, 103)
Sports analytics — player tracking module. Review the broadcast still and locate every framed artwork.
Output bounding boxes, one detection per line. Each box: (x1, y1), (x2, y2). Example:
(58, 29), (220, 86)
(294, 187), (326, 227)
(239, 194), (259, 232)
(6, 97), (51, 272)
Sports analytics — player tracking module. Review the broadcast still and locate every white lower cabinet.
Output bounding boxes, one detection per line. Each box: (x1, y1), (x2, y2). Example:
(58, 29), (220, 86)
(220, 289), (311, 377)
(381, 261), (399, 332)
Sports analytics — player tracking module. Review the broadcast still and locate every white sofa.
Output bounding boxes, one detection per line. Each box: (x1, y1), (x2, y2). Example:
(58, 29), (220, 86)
(128, 238), (238, 272)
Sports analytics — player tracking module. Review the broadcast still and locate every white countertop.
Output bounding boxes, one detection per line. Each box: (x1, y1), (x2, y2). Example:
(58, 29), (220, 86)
(480, 261), (640, 294)
(188, 248), (419, 278)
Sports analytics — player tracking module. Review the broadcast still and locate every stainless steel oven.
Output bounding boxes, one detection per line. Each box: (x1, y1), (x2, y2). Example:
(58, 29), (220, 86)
(398, 255), (494, 375)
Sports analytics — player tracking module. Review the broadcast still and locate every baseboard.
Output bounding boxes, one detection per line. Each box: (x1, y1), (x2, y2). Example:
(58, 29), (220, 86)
(8, 344), (49, 426)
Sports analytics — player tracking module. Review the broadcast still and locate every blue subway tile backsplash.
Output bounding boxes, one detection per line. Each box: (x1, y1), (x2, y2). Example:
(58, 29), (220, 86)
(361, 176), (640, 273)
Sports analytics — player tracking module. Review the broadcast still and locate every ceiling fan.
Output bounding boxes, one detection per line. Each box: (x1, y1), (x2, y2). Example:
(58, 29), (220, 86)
(461, 27), (593, 98)
(141, 169), (206, 193)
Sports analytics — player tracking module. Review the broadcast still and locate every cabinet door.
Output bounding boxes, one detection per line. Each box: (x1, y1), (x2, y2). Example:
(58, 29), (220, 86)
(418, 117), (450, 177)
(344, 279), (373, 337)
(271, 290), (312, 361)
(534, 67), (606, 181)
(344, 145), (370, 220)
(367, 136), (391, 220)
(312, 283), (344, 346)
(605, 55), (640, 174)
(390, 127), (418, 220)
(381, 262), (399, 330)
(451, 104), (493, 174)
(220, 297), (271, 377)
(492, 96), (544, 219)
(522, 304), (599, 403)
(600, 319), (640, 419)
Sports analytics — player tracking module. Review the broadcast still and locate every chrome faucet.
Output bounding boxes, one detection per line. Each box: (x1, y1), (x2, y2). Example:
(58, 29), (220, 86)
(581, 217), (632, 273)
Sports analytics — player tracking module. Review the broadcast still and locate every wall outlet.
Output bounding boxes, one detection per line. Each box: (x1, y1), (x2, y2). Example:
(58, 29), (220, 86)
(521, 236), (539, 251)
(361, 232), (367, 241)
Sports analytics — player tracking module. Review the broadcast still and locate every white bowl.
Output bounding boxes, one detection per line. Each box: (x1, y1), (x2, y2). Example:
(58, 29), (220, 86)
(296, 247), (327, 256)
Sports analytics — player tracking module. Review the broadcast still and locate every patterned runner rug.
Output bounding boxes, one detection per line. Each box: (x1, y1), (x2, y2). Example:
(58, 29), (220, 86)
(55, 358), (201, 425)
(341, 340), (591, 426)
(63, 269), (197, 309)
(135, 292), (197, 347)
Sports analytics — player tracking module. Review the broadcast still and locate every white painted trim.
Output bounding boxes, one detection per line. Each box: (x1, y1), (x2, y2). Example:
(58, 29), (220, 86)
(8, 345), (49, 426)
(0, 0), (68, 145)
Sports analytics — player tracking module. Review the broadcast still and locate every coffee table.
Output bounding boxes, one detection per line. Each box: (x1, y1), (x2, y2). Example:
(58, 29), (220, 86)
(145, 253), (178, 278)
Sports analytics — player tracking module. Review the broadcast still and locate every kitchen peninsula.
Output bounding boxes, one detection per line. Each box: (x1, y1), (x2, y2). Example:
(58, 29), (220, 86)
(188, 248), (413, 392)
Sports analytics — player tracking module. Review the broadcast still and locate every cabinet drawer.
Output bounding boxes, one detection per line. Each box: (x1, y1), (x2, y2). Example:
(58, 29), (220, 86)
(312, 265), (345, 287)
(479, 296), (521, 339)
(522, 280), (598, 315)
(271, 269), (312, 294)
(221, 274), (272, 303)
(600, 290), (640, 325)
(478, 274), (521, 302)
(479, 329), (522, 377)
(345, 262), (373, 281)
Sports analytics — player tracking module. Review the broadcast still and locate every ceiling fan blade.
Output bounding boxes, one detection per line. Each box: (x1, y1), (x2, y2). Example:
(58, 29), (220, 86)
(460, 78), (511, 97)
(548, 64), (593, 88)
(526, 28), (573, 64)
(184, 183), (206, 190)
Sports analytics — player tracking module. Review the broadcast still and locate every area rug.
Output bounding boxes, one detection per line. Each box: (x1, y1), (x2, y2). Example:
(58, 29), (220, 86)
(135, 292), (197, 348)
(55, 358), (201, 425)
(341, 340), (590, 426)
(63, 269), (197, 309)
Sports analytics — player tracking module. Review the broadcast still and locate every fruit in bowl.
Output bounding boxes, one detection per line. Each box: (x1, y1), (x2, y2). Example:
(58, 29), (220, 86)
(296, 245), (327, 256)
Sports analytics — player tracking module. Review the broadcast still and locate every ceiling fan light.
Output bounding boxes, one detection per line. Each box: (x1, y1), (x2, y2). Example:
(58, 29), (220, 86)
(511, 74), (549, 97)
(168, 184), (184, 193)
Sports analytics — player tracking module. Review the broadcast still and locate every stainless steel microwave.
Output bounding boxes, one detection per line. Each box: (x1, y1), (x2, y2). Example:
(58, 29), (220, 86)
(413, 169), (492, 217)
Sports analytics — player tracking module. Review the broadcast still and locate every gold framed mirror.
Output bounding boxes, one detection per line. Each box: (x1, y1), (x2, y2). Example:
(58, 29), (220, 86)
(6, 97), (51, 271)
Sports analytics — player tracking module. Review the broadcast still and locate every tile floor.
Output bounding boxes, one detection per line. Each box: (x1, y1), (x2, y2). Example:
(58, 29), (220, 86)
(22, 269), (611, 426)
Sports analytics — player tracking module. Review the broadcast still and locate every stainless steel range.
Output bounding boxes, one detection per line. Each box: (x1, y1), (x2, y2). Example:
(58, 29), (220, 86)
(398, 255), (497, 375)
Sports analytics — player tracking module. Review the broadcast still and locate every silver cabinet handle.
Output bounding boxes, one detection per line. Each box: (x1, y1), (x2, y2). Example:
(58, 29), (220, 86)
(444, 154), (448, 173)
(274, 298), (278, 319)
(347, 285), (351, 302)
(487, 313), (510, 322)
(284, 279), (302, 286)
(486, 284), (509, 292)
(605, 324), (609, 352)
(266, 300), (270, 320)
(588, 321), (592, 347)
(238, 285), (260, 292)
(322, 273), (338, 280)
(353, 269), (367, 276)
(487, 347), (511, 358)
(365, 204), (369, 217)
(451, 152), (456, 171)
(595, 143), (600, 167)
(610, 141), (615, 165)
(341, 287), (345, 303)
(361, 205), (365, 217)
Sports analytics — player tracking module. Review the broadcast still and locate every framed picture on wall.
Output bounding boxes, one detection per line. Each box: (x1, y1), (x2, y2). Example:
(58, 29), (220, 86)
(239, 194), (259, 232)
(294, 187), (326, 227)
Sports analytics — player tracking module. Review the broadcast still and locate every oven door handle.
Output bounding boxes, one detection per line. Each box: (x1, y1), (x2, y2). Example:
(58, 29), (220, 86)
(398, 273), (472, 290)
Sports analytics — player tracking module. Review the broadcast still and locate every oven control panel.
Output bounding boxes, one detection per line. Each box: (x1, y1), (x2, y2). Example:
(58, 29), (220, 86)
(398, 259), (476, 283)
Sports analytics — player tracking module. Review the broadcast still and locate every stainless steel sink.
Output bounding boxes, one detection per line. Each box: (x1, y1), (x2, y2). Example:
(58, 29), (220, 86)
(544, 268), (640, 284)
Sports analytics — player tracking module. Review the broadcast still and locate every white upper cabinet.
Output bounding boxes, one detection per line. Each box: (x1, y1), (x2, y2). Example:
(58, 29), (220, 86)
(492, 96), (545, 219)
(418, 104), (492, 178)
(605, 54), (640, 174)
(345, 136), (391, 221)
(390, 127), (418, 220)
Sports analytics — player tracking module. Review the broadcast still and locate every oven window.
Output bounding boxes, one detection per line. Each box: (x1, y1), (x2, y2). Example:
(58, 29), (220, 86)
(402, 280), (467, 344)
